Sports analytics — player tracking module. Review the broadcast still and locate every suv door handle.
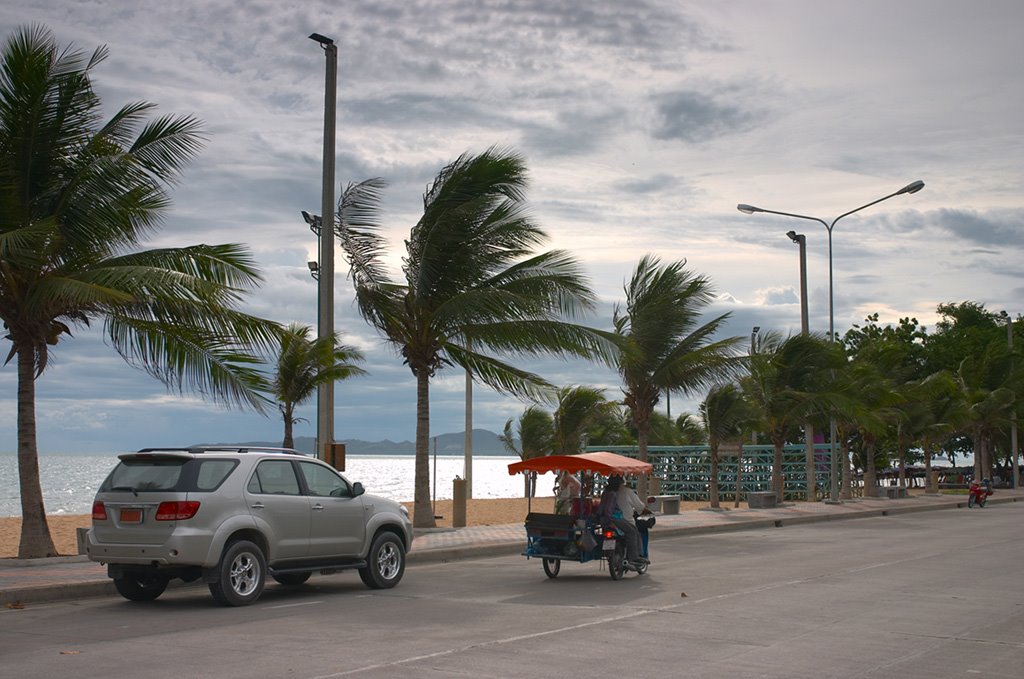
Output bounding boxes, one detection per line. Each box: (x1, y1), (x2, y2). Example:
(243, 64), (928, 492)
(251, 502), (265, 510)
(311, 504), (325, 511)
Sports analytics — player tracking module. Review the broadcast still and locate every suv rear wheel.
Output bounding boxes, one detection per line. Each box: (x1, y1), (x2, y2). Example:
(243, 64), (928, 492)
(358, 531), (405, 589)
(209, 540), (266, 606)
(114, 573), (170, 602)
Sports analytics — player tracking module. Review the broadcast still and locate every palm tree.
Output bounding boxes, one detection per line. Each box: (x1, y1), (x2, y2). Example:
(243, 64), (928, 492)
(552, 385), (614, 455)
(0, 27), (278, 558)
(700, 383), (752, 508)
(675, 412), (707, 445)
(270, 323), (366, 449)
(337, 148), (616, 527)
(743, 332), (844, 501)
(613, 255), (741, 494)
(915, 371), (966, 492)
(500, 406), (554, 497)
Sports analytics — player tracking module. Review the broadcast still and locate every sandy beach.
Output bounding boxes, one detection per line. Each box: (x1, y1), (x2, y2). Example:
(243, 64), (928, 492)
(0, 496), (711, 558)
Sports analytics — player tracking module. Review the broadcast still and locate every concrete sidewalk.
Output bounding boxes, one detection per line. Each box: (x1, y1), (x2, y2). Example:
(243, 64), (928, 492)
(3, 489), (1020, 606)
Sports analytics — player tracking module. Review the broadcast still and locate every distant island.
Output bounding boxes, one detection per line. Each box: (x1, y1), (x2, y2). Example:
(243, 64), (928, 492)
(203, 428), (516, 457)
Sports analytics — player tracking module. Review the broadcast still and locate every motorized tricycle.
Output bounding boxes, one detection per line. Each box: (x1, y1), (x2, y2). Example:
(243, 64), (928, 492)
(967, 478), (993, 508)
(508, 451), (654, 580)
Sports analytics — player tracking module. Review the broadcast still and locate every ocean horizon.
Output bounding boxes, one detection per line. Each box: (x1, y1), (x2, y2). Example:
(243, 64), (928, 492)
(0, 451), (526, 517)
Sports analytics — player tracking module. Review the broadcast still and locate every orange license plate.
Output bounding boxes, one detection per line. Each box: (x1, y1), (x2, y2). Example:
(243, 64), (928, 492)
(120, 508), (143, 523)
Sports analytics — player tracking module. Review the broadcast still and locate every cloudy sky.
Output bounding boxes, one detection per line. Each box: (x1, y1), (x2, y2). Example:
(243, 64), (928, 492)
(2, 0), (1022, 454)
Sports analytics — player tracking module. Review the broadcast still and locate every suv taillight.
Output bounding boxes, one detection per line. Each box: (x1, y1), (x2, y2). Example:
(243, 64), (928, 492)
(92, 501), (108, 520)
(155, 501), (201, 521)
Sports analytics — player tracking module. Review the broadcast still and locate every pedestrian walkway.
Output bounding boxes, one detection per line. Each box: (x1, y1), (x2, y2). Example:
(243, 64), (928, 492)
(3, 490), (1020, 606)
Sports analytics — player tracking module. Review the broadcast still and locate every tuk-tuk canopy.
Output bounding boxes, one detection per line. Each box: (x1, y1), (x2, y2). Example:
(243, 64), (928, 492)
(508, 451), (653, 477)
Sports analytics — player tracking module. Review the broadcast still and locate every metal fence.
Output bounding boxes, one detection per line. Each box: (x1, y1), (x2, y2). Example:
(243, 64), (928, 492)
(586, 444), (834, 501)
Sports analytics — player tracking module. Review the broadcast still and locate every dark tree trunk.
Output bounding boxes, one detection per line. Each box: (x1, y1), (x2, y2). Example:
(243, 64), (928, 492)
(413, 369), (436, 528)
(772, 438), (784, 502)
(282, 406), (294, 449)
(17, 346), (57, 558)
(709, 443), (720, 508)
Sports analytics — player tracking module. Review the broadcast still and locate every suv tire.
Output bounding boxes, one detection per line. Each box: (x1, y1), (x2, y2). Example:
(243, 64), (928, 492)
(114, 573), (170, 602)
(358, 531), (405, 589)
(209, 540), (266, 606)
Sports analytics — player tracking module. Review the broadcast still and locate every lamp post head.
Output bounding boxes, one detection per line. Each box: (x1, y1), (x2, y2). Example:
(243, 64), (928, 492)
(786, 230), (799, 243)
(308, 33), (335, 46)
(737, 204), (760, 214)
(897, 180), (925, 195)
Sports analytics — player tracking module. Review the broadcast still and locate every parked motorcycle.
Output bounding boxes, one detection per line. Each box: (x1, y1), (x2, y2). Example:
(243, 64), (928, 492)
(967, 479), (993, 508)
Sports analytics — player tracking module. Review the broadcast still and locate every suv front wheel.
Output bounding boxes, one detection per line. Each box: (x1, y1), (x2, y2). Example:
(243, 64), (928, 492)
(358, 531), (405, 589)
(209, 540), (266, 606)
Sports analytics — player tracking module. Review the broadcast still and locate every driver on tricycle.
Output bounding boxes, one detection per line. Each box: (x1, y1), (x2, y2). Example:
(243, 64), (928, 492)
(597, 475), (650, 567)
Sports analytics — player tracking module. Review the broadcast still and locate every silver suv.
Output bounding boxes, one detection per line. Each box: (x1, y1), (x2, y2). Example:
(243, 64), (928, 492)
(87, 447), (413, 606)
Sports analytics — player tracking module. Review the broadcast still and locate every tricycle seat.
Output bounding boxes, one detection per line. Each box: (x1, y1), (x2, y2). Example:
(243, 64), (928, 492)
(524, 512), (575, 537)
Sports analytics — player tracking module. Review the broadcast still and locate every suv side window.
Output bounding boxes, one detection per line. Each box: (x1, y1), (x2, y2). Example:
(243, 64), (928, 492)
(298, 461), (350, 497)
(247, 460), (301, 495)
(196, 459), (238, 491)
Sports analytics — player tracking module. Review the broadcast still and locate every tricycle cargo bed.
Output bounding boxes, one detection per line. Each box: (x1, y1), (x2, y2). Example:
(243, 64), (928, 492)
(524, 512), (575, 536)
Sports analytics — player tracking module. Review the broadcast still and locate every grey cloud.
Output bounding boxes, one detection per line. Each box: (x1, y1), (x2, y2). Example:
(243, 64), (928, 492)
(933, 208), (1024, 247)
(651, 89), (765, 142)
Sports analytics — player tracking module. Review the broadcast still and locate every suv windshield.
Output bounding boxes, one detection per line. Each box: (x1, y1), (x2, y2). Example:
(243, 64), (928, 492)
(103, 459), (185, 492)
(100, 457), (238, 493)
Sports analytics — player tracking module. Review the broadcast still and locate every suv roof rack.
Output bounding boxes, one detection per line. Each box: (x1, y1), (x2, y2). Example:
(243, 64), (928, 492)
(135, 446), (308, 456)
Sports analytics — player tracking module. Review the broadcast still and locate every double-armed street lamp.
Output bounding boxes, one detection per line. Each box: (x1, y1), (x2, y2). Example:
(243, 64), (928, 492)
(737, 180), (926, 502)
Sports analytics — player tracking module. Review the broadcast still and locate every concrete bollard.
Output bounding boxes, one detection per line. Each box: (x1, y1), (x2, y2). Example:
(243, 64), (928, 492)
(452, 476), (467, 527)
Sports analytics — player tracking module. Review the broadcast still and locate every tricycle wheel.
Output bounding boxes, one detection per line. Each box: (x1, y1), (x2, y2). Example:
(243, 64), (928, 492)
(607, 545), (625, 580)
(542, 558), (560, 578)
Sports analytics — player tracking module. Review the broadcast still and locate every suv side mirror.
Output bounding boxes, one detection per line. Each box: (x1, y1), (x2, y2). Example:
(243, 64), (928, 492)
(352, 481), (365, 497)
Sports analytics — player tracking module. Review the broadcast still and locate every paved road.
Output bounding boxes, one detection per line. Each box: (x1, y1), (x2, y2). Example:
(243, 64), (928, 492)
(3, 502), (1021, 678)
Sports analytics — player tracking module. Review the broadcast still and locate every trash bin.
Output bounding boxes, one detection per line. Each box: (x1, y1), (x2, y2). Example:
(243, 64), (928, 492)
(661, 496), (680, 514)
(452, 476), (467, 527)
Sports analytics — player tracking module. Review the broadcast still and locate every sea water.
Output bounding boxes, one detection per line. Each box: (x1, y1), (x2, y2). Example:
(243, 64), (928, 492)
(0, 452), (524, 517)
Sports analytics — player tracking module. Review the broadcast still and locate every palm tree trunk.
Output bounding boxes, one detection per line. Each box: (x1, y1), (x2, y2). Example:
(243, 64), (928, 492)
(17, 346), (57, 558)
(772, 438), (784, 502)
(897, 435), (907, 488)
(841, 438), (853, 500)
(413, 369), (436, 528)
(282, 407), (294, 449)
(636, 421), (650, 498)
(804, 422), (816, 502)
(709, 443), (720, 509)
(864, 440), (878, 497)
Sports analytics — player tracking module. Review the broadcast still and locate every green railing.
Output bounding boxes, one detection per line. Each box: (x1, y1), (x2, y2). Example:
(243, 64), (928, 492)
(586, 444), (834, 501)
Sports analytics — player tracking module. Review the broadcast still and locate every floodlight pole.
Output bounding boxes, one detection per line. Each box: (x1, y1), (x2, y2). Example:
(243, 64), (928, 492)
(1005, 311), (1020, 490)
(737, 180), (925, 502)
(311, 32), (337, 461)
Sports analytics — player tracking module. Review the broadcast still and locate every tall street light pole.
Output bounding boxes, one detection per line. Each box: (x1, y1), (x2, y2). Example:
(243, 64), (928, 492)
(788, 230), (816, 501)
(738, 179), (925, 502)
(310, 32), (337, 461)
(1003, 311), (1019, 490)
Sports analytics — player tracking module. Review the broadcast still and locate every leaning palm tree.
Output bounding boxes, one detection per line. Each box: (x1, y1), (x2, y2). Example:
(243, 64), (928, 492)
(337, 148), (616, 527)
(553, 385), (614, 455)
(0, 27), (279, 558)
(271, 323), (366, 449)
(500, 406), (554, 497)
(700, 383), (753, 508)
(742, 332), (845, 502)
(613, 255), (742, 495)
